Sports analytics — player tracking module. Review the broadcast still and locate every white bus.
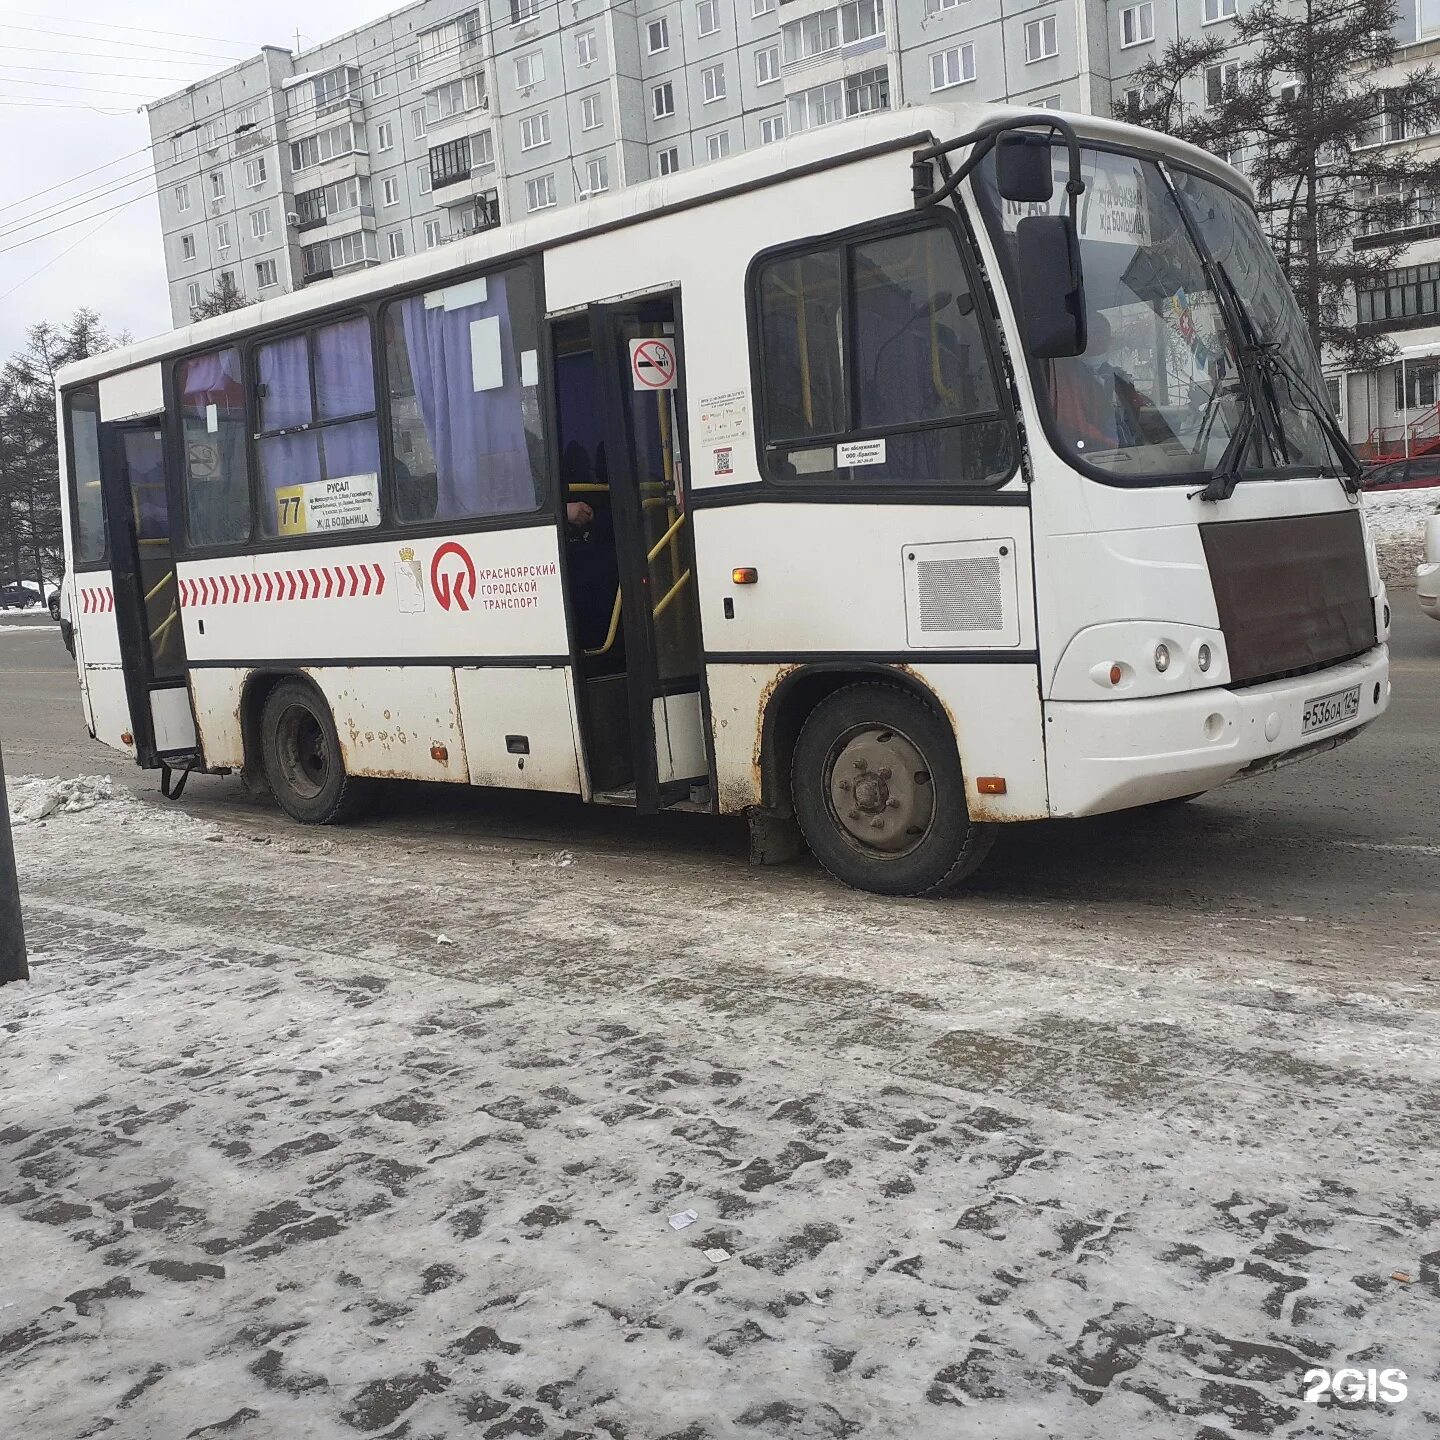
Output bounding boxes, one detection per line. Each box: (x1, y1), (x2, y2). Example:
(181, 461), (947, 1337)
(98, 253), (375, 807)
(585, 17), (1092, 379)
(57, 104), (1390, 896)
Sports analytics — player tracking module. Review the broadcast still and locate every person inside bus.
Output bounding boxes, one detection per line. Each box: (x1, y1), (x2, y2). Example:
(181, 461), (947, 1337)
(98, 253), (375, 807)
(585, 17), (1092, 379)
(562, 440), (621, 661)
(1048, 308), (1160, 454)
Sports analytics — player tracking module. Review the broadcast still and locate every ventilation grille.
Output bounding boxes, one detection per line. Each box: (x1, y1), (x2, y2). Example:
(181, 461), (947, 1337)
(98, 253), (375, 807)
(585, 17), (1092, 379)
(916, 554), (1003, 633)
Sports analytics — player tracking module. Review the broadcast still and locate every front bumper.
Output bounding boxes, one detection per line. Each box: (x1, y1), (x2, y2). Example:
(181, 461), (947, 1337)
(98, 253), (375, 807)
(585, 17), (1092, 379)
(1419, 561), (1439, 620)
(1045, 644), (1390, 817)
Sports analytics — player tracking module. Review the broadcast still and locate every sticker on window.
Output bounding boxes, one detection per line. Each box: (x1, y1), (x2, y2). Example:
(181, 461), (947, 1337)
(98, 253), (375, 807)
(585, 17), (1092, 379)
(838, 438), (886, 468)
(275, 472), (381, 535)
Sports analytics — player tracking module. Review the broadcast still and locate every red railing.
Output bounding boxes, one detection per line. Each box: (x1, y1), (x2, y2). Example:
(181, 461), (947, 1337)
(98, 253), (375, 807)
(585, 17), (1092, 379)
(1357, 402), (1440, 460)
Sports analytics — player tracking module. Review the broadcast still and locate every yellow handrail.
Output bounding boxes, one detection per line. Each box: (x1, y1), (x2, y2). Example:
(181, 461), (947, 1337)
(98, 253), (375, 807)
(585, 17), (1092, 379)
(653, 569), (691, 620)
(150, 604), (179, 649)
(646, 510), (686, 564)
(144, 569), (174, 605)
(583, 588), (624, 658)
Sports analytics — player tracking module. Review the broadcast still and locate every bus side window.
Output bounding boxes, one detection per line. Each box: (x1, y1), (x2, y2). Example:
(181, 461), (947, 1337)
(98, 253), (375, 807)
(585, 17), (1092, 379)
(753, 221), (1015, 488)
(382, 264), (544, 526)
(178, 348), (251, 547)
(67, 390), (107, 563)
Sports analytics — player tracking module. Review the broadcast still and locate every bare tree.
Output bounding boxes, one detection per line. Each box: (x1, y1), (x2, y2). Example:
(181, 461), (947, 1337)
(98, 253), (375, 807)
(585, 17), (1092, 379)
(1117, 0), (1440, 370)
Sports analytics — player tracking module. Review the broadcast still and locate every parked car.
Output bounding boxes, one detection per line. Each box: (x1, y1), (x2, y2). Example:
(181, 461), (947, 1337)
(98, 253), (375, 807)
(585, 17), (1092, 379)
(1363, 455), (1440, 490)
(1418, 507), (1440, 622)
(47, 586), (60, 621)
(0, 582), (43, 610)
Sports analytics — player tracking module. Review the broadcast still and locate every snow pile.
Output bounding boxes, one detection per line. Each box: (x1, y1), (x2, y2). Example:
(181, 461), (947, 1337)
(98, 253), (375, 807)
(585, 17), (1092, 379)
(1364, 487), (1438, 588)
(7, 774), (118, 825)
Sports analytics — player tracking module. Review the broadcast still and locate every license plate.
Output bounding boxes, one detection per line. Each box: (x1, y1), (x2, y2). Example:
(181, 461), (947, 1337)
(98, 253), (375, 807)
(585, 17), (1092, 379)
(1301, 684), (1361, 735)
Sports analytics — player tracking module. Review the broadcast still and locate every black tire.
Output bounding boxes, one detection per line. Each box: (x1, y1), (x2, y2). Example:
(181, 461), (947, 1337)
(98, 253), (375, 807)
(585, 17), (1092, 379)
(259, 678), (373, 825)
(791, 681), (997, 897)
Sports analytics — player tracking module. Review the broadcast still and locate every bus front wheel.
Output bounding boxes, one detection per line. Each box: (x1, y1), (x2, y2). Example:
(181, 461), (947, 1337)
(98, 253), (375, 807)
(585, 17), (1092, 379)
(791, 682), (996, 897)
(260, 679), (372, 825)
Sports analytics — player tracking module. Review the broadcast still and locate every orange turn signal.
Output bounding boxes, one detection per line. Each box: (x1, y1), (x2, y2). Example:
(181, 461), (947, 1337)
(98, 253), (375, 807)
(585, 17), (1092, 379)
(976, 776), (1007, 795)
(430, 743), (449, 763)
(731, 567), (758, 585)
(120, 731), (134, 746)
(1108, 664), (1123, 686)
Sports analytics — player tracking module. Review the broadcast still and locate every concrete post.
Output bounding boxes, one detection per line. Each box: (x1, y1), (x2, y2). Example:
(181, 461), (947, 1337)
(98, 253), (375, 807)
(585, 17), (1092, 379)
(0, 745), (28, 985)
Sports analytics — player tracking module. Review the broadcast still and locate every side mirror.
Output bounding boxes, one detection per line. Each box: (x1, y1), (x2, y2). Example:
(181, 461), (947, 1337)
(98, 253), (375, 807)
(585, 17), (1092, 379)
(995, 132), (1055, 202)
(1015, 214), (1086, 359)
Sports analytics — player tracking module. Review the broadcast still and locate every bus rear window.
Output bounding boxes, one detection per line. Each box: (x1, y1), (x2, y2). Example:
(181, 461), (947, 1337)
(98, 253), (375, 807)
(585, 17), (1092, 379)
(178, 348), (251, 547)
(382, 265), (544, 525)
(753, 221), (1013, 488)
(67, 390), (106, 563)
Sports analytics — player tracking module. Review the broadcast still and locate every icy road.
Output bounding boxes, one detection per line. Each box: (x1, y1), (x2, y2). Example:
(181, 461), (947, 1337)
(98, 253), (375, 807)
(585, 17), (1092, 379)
(3, 764), (1439, 1440)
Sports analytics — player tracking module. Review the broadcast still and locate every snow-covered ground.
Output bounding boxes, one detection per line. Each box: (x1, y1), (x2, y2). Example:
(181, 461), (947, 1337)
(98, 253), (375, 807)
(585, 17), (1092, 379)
(3, 778), (1437, 1438)
(1364, 487), (1438, 588)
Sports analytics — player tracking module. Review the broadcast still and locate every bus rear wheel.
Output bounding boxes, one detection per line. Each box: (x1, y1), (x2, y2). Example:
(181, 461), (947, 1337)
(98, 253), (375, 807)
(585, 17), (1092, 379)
(791, 681), (996, 897)
(260, 679), (372, 825)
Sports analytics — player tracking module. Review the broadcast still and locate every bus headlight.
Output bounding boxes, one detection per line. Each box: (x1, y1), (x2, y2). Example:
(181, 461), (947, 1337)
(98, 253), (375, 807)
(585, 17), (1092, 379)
(1154, 643), (1171, 673)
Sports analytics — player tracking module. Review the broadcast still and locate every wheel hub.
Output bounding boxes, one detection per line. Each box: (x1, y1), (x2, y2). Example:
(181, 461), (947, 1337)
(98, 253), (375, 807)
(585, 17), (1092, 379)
(828, 726), (934, 856)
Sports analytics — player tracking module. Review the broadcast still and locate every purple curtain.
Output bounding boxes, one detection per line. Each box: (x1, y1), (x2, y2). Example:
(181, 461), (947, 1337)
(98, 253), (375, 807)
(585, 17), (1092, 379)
(398, 271), (536, 519)
(315, 317), (375, 420)
(258, 334), (311, 429)
(179, 347), (244, 410)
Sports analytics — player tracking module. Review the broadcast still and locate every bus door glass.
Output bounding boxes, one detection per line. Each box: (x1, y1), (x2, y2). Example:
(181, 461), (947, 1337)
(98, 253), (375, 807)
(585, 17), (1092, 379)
(578, 299), (707, 810)
(102, 421), (196, 760)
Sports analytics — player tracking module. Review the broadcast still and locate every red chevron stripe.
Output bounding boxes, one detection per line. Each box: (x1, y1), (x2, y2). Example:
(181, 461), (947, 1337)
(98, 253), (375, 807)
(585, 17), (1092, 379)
(285, 571), (296, 601)
(322, 567), (335, 599)
(308, 568), (321, 599)
(107, 588), (115, 611)
(178, 580), (189, 606)
(360, 566), (372, 596)
(346, 564), (359, 597)
(372, 563), (385, 596)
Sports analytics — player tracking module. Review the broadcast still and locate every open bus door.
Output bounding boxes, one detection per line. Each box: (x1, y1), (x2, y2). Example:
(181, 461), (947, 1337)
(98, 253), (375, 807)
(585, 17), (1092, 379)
(557, 296), (710, 813)
(98, 418), (198, 769)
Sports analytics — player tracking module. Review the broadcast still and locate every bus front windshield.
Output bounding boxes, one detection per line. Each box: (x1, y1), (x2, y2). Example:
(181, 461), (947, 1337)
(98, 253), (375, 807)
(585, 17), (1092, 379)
(974, 145), (1338, 484)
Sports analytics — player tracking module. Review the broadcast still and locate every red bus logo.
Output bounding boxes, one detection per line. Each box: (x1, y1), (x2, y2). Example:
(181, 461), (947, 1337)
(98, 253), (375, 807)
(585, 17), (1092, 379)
(430, 541), (477, 612)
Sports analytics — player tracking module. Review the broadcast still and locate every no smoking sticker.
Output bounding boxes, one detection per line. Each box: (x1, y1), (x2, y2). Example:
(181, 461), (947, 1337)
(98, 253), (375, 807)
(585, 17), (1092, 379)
(629, 337), (678, 391)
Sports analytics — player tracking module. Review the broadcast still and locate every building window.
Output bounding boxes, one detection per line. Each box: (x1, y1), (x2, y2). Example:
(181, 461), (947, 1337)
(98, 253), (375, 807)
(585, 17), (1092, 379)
(425, 74), (485, 125)
(788, 66), (888, 131)
(1205, 60), (1240, 108)
(1204, 0), (1236, 21)
(382, 176), (400, 206)
(697, 0), (720, 36)
(209, 171), (226, 201)
(1120, 3), (1154, 47)
(923, 0), (961, 10)
(201, 122), (216, 148)
(930, 43), (975, 91)
(254, 317), (381, 535)
(511, 0), (541, 20)
(653, 82), (676, 119)
(846, 66), (888, 114)
(369, 70), (385, 98)
(424, 218), (443, 248)
(756, 46), (780, 85)
(430, 136), (473, 188)
(410, 107), (427, 140)
(407, 55), (422, 81)
(516, 52), (544, 87)
(290, 123), (360, 172)
(753, 0), (775, 14)
(388, 230), (407, 259)
(702, 64), (726, 103)
(525, 173), (557, 211)
(175, 350), (249, 547)
(244, 157), (267, 188)
(255, 258), (278, 288)
(250, 208), (271, 241)
(420, 9), (481, 63)
(377, 121), (395, 152)
(584, 155), (609, 193)
(180, 233), (196, 261)
(520, 112), (551, 150)
(186, 281), (202, 311)
(175, 183), (191, 212)
(235, 102), (261, 128)
(1024, 15), (1058, 62)
(1395, 365), (1439, 410)
(760, 113), (785, 144)
(171, 136), (184, 162)
(576, 29), (598, 65)
(705, 131), (729, 161)
(1358, 262), (1440, 325)
(657, 146), (680, 175)
(418, 164), (432, 195)
(581, 94), (602, 130)
(753, 224), (1010, 487)
(648, 18), (669, 53)
(215, 221), (231, 250)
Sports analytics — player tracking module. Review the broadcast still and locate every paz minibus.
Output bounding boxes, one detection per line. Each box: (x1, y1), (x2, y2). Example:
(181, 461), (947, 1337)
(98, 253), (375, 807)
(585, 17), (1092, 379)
(56, 104), (1390, 896)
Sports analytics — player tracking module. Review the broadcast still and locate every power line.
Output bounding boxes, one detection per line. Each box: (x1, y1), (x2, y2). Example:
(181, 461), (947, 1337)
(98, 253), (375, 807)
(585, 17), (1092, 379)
(0, 142), (156, 215)
(0, 190), (157, 257)
(0, 171), (156, 240)
(0, 77), (170, 99)
(0, 194), (149, 304)
(0, 12), (261, 50)
(0, 26), (255, 63)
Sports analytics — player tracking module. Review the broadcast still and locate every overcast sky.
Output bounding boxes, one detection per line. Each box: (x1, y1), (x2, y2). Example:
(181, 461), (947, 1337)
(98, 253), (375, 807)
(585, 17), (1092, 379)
(0, 1), (392, 360)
